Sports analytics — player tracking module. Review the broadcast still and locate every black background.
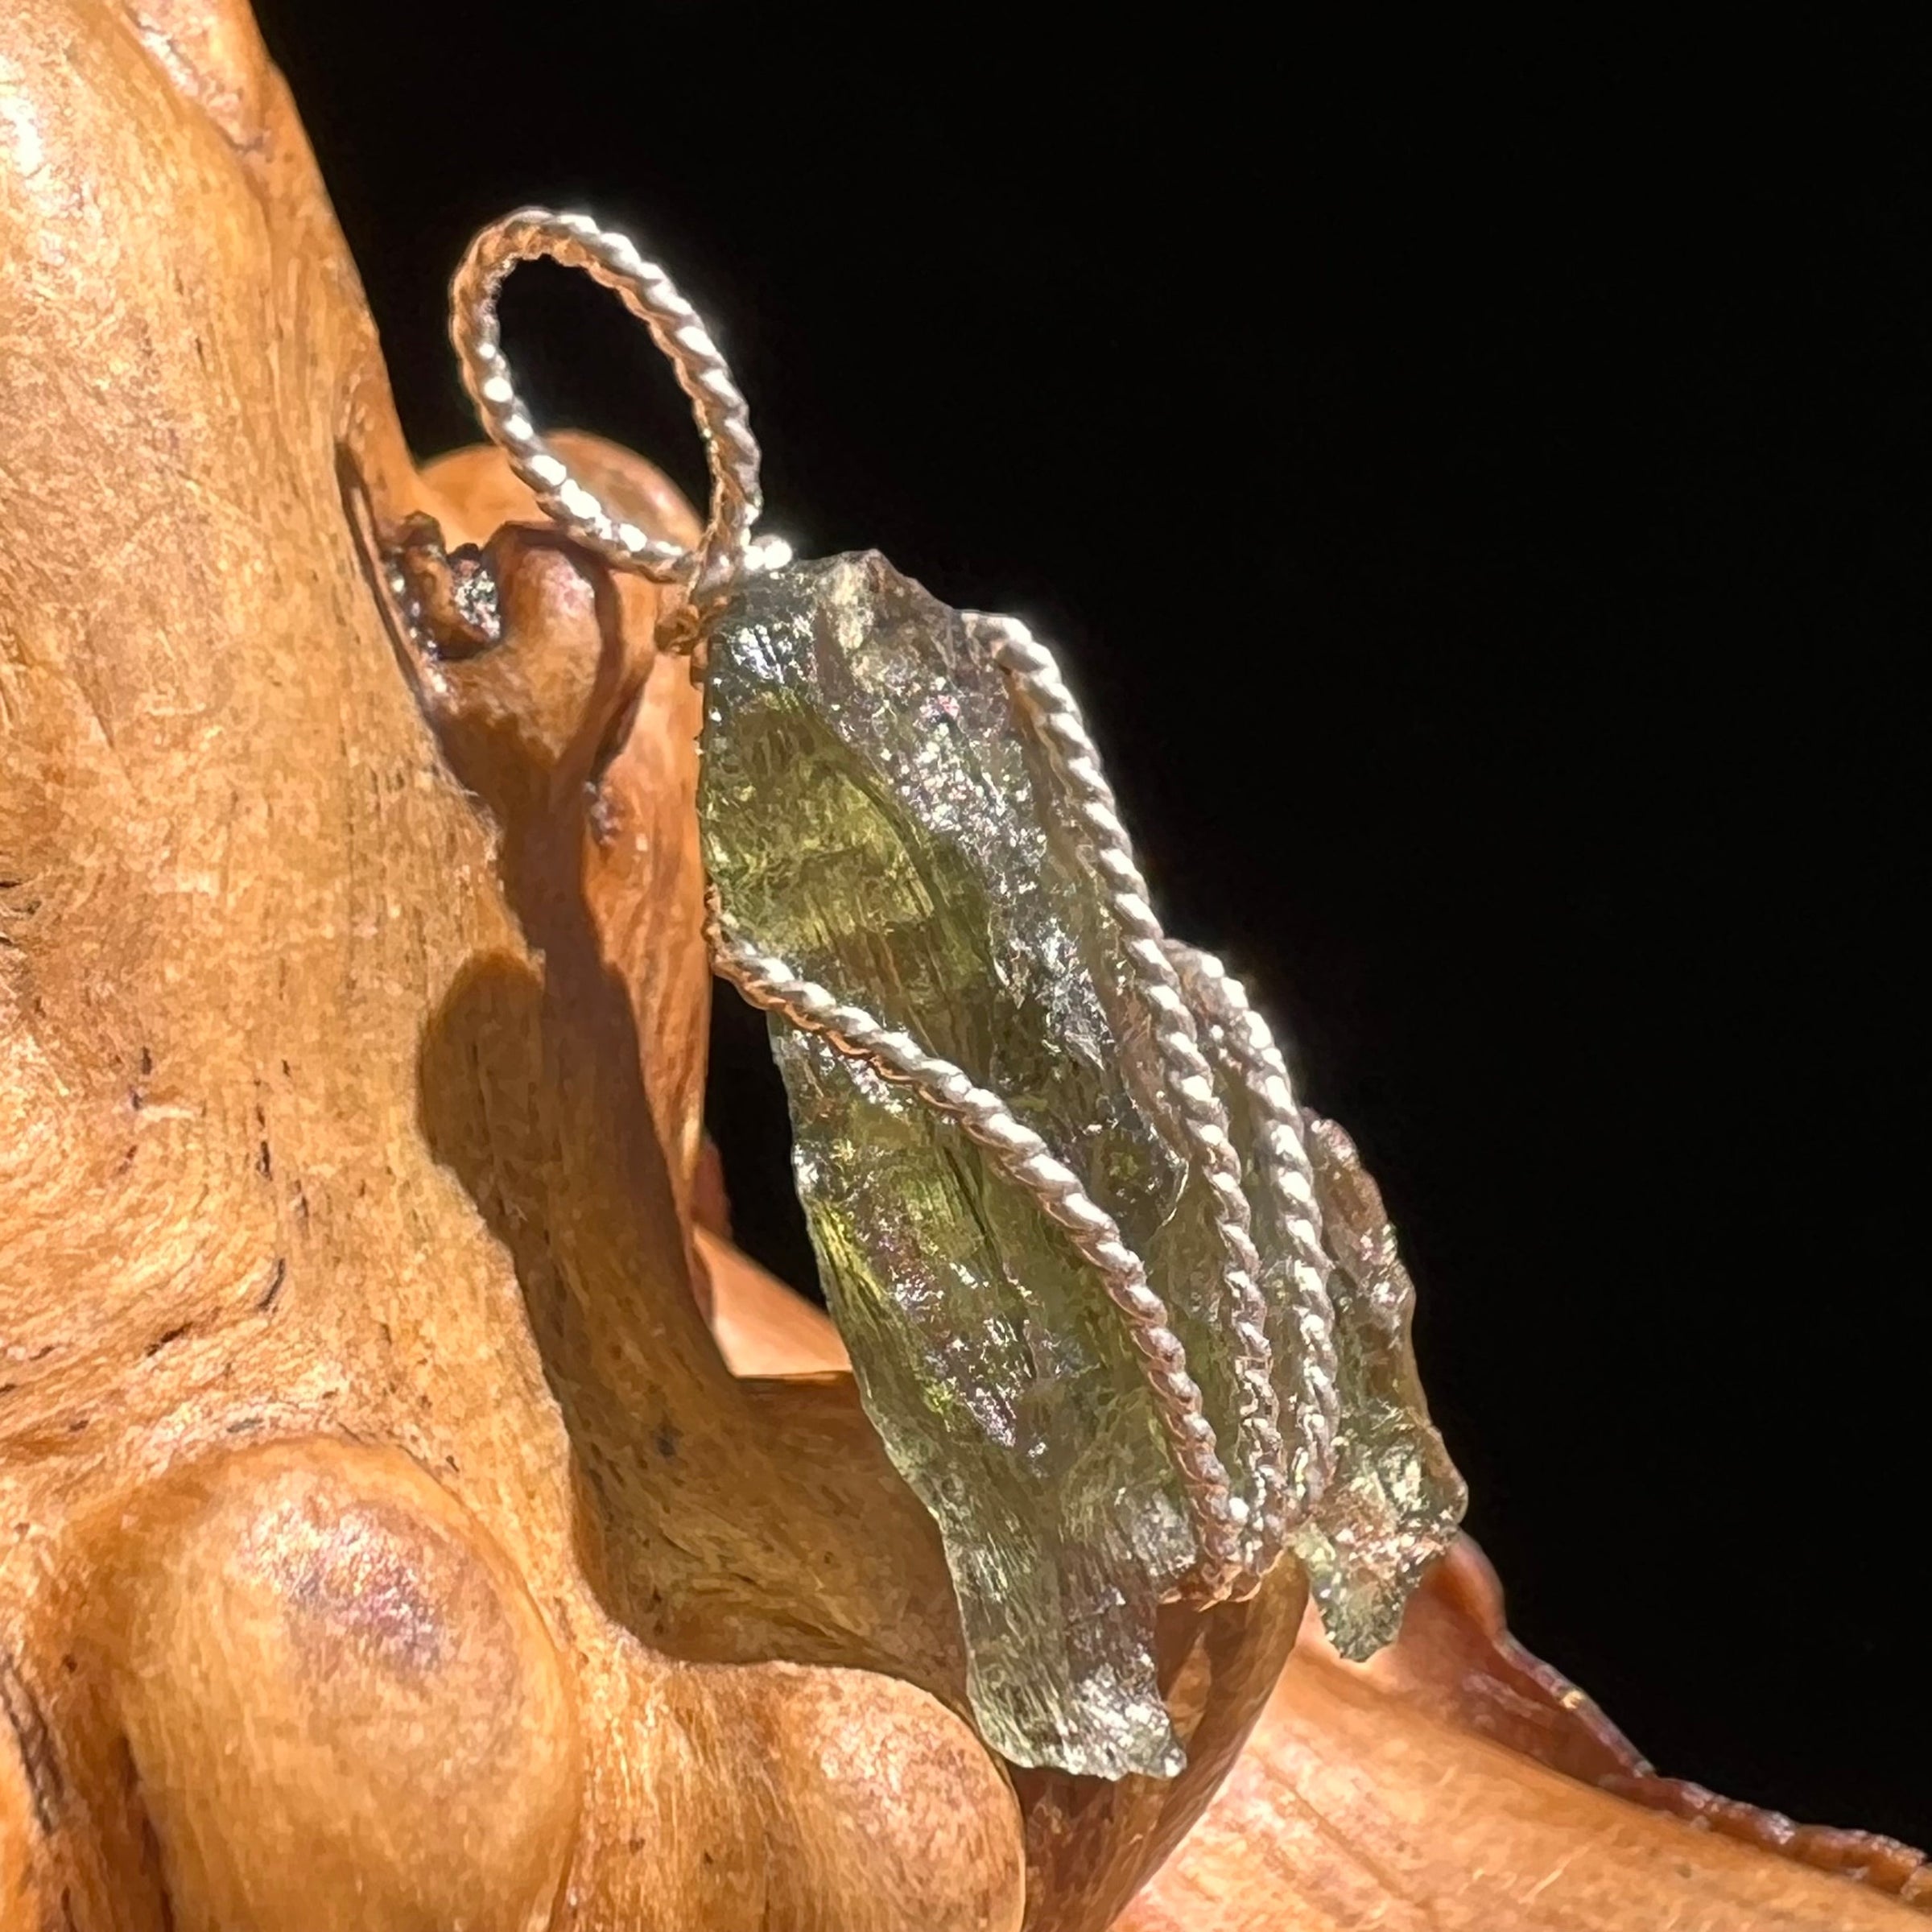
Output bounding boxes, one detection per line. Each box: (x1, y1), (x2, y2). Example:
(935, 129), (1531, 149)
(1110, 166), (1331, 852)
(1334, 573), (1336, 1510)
(256, 6), (1926, 1843)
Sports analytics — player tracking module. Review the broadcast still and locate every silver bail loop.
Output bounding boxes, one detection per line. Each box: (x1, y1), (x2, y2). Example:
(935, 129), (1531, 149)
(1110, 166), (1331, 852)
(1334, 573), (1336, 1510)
(448, 208), (766, 629)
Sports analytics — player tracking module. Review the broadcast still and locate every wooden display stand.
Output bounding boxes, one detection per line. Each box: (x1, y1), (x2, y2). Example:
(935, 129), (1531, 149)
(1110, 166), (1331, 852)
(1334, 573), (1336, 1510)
(1, 4), (1921, 1925)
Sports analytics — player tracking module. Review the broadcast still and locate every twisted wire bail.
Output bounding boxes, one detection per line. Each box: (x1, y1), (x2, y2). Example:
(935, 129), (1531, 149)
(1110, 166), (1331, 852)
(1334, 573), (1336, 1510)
(448, 208), (762, 622)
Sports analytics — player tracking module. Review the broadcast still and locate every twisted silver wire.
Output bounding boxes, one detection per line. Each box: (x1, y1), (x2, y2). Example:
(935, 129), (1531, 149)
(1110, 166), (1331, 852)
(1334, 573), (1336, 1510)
(701, 888), (1249, 1604)
(980, 617), (1286, 1580)
(448, 208), (762, 613)
(1168, 943), (1341, 1522)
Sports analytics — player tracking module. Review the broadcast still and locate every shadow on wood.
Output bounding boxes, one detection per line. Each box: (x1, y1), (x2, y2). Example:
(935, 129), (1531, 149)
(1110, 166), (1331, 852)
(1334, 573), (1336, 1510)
(1, 2), (1920, 1927)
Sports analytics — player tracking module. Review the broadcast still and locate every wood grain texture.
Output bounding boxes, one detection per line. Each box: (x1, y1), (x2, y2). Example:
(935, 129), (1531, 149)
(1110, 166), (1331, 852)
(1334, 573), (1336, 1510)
(1118, 1648), (1927, 1932)
(703, 1241), (1930, 1932)
(0, 3), (1286, 1923)
(1115, 1539), (1930, 1930)
(1, 3), (1915, 1926)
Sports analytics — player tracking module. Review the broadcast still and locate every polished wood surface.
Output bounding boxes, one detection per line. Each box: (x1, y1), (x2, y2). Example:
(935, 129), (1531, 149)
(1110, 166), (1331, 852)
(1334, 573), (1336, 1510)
(1, 4), (1918, 1925)
(0, 5), (1285, 1922)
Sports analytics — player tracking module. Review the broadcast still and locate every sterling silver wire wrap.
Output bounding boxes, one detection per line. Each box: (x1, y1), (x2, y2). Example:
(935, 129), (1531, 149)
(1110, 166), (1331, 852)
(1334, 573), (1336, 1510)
(1169, 944), (1341, 1517)
(703, 890), (1249, 1604)
(452, 208), (1344, 1604)
(979, 615), (1287, 1578)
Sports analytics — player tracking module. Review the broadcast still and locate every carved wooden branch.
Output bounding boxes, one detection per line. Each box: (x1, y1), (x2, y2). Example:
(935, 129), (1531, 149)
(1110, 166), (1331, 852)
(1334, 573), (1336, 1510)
(0, 3), (1918, 1927)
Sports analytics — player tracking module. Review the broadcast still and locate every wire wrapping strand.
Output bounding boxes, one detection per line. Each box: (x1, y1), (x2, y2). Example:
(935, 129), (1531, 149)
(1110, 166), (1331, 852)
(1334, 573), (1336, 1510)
(980, 617), (1286, 1585)
(1168, 943), (1341, 1520)
(702, 889), (1249, 1604)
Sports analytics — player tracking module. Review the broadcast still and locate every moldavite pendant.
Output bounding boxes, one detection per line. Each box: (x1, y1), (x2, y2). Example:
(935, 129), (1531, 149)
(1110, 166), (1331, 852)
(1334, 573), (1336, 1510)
(449, 208), (1465, 1781)
(695, 553), (1464, 1774)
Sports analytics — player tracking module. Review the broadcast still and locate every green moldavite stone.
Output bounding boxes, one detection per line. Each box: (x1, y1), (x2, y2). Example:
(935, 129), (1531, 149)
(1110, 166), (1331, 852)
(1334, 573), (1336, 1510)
(1278, 1120), (1468, 1659)
(698, 551), (1195, 1778)
(1200, 1045), (1465, 1664)
(697, 550), (1463, 1775)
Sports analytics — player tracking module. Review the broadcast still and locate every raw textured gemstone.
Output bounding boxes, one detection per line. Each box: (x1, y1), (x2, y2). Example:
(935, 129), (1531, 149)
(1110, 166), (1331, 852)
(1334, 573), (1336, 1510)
(1203, 996), (1465, 1662)
(696, 546), (1466, 1773)
(698, 551), (1201, 1778)
(1289, 1117), (1468, 1658)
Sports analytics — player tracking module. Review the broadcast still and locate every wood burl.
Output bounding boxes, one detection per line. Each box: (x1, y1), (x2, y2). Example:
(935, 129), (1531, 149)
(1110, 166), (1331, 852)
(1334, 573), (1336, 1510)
(1, 3), (1922, 1929)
